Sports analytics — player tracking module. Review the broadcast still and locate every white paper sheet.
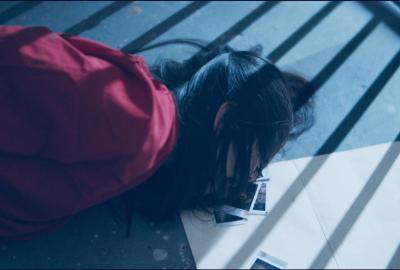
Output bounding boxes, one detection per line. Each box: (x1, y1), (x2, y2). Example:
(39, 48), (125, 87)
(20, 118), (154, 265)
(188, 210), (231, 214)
(293, 142), (400, 269)
(180, 141), (400, 269)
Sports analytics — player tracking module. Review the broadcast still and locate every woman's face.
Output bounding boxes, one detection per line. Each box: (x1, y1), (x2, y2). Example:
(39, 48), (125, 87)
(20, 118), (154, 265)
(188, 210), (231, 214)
(212, 102), (263, 199)
(203, 141), (262, 197)
(226, 141), (261, 181)
(224, 141), (262, 201)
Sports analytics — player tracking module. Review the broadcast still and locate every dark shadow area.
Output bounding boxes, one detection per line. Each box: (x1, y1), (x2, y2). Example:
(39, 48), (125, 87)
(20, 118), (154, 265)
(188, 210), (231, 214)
(183, 1), (279, 68)
(267, 1), (341, 63)
(311, 17), (378, 90)
(0, 25), (51, 47)
(316, 48), (400, 155)
(122, 1), (210, 53)
(0, 1), (42, 24)
(64, 1), (133, 36)
(359, 1), (400, 35)
(224, 47), (400, 269)
(224, 155), (330, 268)
(310, 132), (400, 268)
(203, 1), (279, 52)
(387, 244), (400, 269)
(298, 17), (379, 112)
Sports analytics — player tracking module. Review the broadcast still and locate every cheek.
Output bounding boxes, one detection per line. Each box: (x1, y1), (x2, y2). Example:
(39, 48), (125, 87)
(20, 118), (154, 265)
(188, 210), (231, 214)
(249, 145), (261, 180)
(250, 152), (258, 171)
(226, 144), (236, 178)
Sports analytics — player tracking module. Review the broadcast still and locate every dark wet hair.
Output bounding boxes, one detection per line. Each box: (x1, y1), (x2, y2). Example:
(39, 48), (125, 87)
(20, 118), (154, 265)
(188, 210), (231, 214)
(117, 40), (314, 236)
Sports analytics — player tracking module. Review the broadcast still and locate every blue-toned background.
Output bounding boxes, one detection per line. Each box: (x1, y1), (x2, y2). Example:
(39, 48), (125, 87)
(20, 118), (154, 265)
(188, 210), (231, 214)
(0, 1), (399, 268)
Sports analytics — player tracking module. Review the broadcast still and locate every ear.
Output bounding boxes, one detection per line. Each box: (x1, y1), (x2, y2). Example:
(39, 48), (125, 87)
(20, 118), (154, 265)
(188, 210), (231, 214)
(213, 101), (236, 133)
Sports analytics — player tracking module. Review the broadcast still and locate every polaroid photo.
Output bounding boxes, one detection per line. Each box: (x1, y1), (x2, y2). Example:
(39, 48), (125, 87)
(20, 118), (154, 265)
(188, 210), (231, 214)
(250, 182), (267, 215)
(213, 205), (248, 227)
(255, 176), (270, 182)
(229, 182), (259, 212)
(250, 250), (288, 269)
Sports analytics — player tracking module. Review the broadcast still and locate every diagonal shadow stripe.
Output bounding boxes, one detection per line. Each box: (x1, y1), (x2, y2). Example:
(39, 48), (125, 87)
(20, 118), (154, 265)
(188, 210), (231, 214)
(203, 1), (279, 51)
(312, 18), (379, 90)
(268, 1), (341, 63)
(310, 132), (400, 268)
(387, 244), (400, 269)
(359, 1), (400, 35)
(122, 1), (210, 53)
(197, 10), (377, 118)
(0, 1), (42, 24)
(64, 1), (133, 36)
(296, 17), (379, 112)
(316, 48), (400, 156)
(224, 48), (400, 269)
(182, 1), (279, 68)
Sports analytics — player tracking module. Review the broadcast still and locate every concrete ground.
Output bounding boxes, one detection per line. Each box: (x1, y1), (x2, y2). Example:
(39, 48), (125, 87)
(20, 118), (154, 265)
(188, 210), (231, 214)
(0, 1), (399, 269)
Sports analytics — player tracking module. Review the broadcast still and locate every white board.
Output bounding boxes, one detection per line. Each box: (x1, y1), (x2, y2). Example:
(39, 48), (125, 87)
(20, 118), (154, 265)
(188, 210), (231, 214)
(180, 141), (400, 269)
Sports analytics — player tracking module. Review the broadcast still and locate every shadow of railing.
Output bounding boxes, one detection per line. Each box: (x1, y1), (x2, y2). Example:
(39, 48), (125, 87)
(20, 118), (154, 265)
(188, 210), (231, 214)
(310, 131), (400, 268)
(202, 1), (279, 52)
(267, 1), (341, 63)
(315, 47), (400, 156)
(64, 1), (133, 35)
(387, 244), (400, 269)
(122, 1), (210, 53)
(0, 1), (42, 24)
(224, 44), (400, 270)
(301, 17), (379, 112)
(359, 1), (400, 35)
(123, 1), (279, 54)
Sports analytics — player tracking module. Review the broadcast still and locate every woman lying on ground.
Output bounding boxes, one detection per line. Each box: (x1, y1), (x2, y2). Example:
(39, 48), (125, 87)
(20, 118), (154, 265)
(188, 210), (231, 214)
(0, 25), (313, 241)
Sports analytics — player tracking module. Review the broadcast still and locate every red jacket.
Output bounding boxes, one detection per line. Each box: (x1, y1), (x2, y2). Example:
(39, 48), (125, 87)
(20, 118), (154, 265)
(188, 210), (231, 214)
(0, 26), (178, 241)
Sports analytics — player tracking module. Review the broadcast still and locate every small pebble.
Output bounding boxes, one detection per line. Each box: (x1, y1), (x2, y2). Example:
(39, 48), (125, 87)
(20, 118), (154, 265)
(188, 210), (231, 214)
(162, 235), (169, 241)
(93, 234), (99, 239)
(155, 230), (161, 235)
(129, 6), (143, 16)
(152, 248), (168, 261)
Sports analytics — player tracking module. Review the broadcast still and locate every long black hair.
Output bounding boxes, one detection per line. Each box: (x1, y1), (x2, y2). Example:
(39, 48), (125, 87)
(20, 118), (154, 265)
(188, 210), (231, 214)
(117, 40), (314, 236)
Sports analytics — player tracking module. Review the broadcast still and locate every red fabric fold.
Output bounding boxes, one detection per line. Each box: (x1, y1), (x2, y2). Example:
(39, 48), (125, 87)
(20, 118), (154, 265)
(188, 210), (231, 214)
(0, 26), (178, 241)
